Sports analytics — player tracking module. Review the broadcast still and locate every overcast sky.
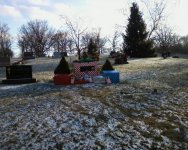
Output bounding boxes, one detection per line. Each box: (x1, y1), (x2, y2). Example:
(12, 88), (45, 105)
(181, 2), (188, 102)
(0, 0), (188, 54)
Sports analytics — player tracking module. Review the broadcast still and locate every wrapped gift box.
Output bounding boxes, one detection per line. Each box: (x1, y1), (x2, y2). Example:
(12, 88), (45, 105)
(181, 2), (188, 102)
(53, 74), (71, 85)
(102, 70), (119, 83)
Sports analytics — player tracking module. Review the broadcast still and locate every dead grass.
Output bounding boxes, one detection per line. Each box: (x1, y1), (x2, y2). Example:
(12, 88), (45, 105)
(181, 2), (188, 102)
(79, 87), (113, 101)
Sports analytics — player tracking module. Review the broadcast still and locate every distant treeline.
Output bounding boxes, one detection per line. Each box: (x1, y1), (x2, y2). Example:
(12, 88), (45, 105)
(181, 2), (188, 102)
(0, 2), (188, 58)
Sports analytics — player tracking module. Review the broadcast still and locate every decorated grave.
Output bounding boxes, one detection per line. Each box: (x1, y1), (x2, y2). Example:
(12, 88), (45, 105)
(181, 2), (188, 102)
(53, 56), (97, 85)
(73, 60), (101, 84)
(73, 61), (99, 77)
(53, 54), (120, 85)
(2, 65), (36, 84)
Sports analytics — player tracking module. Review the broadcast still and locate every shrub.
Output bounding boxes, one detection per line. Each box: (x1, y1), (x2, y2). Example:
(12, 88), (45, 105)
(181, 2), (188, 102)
(101, 59), (114, 71)
(114, 52), (128, 64)
(54, 56), (71, 74)
(110, 51), (117, 58)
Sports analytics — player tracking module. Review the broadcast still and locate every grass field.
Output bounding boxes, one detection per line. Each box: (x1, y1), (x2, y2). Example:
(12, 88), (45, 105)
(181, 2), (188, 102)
(0, 56), (188, 149)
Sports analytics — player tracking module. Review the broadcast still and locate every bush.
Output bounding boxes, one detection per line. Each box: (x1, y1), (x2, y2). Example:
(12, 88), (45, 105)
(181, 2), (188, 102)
(110, 51), (117, 58)
(54, 56), (71, 74)
(101, 59), (114, 71)
(114, 52), (128, 64)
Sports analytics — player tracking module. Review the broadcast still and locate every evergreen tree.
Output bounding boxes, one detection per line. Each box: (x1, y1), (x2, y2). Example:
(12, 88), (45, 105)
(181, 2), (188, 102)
(54, 56), (70, 74)
(88, 38), (97, 55)
(101, 59), (114, 71)
(123, 2), (154, 58)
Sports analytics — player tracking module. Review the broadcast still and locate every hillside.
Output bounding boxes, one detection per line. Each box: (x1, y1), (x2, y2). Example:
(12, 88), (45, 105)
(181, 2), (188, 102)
(0, 56), (188, 149)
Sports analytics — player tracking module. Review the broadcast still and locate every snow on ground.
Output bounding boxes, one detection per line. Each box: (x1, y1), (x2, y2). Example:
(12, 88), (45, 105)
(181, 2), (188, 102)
(0, 56), (188, 149)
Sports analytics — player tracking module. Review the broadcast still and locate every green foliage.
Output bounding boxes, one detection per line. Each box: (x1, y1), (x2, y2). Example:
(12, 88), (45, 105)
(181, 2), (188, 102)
(54, 56), (70, 74)
(80, 52), (93, 62)
(101, 59), (114, 71)
(123, 2), (155, 58)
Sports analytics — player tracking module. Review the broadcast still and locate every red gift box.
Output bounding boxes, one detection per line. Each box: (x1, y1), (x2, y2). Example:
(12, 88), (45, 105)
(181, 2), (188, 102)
(53, 74), (72, 85)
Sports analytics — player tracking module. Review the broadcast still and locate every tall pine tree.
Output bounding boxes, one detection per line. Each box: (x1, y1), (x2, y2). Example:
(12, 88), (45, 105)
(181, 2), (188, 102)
(123, 3), (154, 58)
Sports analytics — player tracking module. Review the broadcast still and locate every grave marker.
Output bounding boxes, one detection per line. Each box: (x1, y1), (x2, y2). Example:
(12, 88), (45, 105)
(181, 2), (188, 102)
(2, 65), (36, 84)
(0, 57), (10, 67)
(23, 52), (35, 60)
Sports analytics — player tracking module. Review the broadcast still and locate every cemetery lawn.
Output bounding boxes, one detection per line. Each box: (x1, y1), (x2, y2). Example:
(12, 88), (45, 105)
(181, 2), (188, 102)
(0, 56), (188, 149)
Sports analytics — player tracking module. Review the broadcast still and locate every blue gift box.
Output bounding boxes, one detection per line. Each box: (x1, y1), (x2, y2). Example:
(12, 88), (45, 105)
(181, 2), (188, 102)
(102, 70), (120, 83)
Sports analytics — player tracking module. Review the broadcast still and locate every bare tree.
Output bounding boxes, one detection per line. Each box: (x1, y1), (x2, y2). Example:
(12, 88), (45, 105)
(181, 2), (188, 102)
(140, 0), (167, 39)
(18, 35), (30, 58)
(92, 28), (101, 53)
(62, 16), (87, 59)
(18, 20), (54, 57)
(108, 31), (121, 52)
(0, 22), (13, 57)
(180, 35), (188, 48)
(52, 31), (68, 52)
(67, 38), (74, 53)
(155, 25), (177, 52)
(98, 37), (108, 54)
(81, 33), (92, 51)
(81, 28), (107, 54)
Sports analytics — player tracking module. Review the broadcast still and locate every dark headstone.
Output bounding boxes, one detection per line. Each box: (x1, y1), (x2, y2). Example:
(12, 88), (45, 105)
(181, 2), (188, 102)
(62, 52), (68, 57)
(52, 52), (68, 58)
(6, 65), (32, 79)
(23, 52), (35, 60)
(53, 52), (62, 58)
(2, 65), (36, 84)
(0, 57), (10, 67)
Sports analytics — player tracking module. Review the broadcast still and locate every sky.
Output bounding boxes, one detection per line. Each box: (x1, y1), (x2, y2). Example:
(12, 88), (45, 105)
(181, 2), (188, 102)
(0, 0), (188, 55)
